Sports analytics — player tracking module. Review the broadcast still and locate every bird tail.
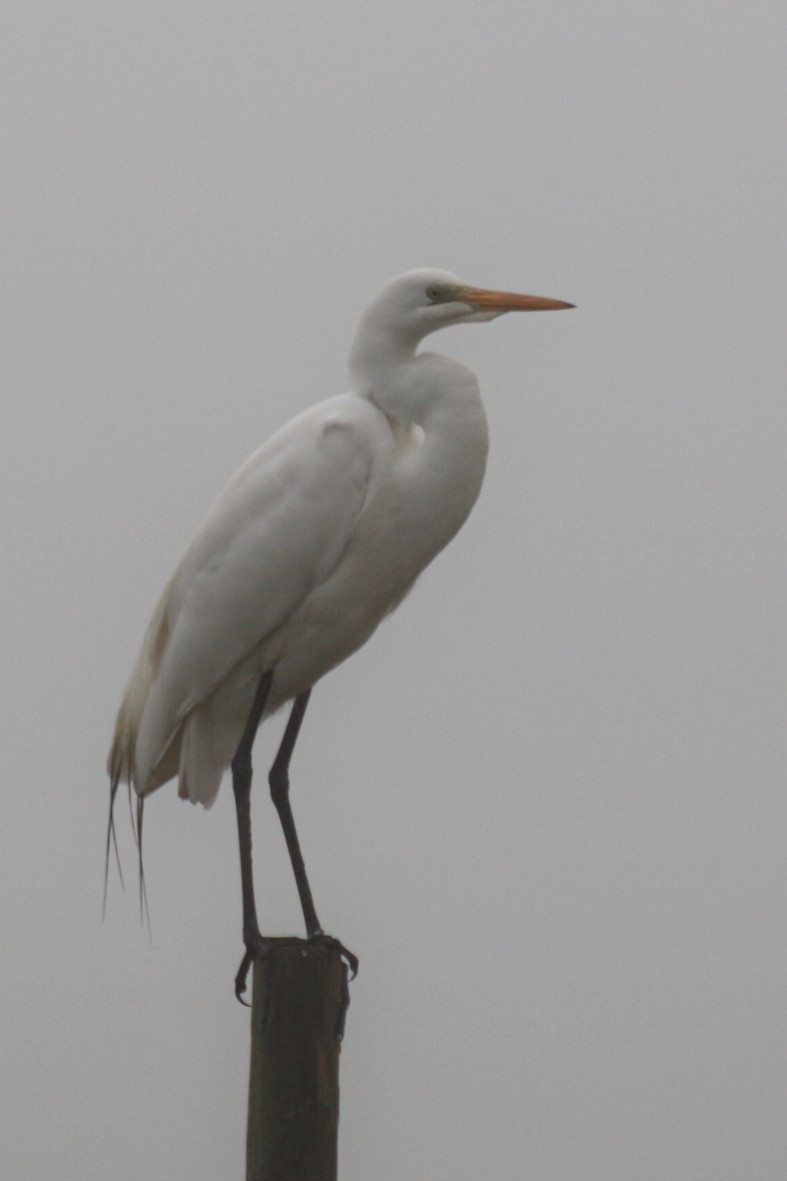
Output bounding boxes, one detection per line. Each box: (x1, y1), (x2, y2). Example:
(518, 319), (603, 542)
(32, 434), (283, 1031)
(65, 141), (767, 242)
(177, 703), (226, 808)
(103, 767), (124, 917)
(103, 765), (150, 932)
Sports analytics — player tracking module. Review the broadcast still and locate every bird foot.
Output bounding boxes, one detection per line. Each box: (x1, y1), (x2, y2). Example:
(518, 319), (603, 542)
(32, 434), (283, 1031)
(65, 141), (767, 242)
(234, 932), (359, 1006)
(306, 934), (357, 1038)
(306, 932), (359, 980)
(234, 934), (303, 1004)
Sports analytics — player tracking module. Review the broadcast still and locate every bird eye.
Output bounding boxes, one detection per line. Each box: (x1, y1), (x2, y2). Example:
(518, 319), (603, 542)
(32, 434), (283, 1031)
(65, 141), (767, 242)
(426, 285), (448, 303)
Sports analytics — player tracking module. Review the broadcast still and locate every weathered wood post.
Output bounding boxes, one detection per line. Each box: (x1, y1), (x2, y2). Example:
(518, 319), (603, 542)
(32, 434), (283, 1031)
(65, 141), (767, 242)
(246, 940), (349, 1181)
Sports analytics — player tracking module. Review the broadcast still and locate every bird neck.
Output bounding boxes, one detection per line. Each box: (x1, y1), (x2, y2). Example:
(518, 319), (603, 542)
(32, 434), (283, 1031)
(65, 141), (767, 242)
(352, 343), (489, 566)
(349, 315), (489, 571)
(349, 315), (469, 430)
(347, 313), (421, 403)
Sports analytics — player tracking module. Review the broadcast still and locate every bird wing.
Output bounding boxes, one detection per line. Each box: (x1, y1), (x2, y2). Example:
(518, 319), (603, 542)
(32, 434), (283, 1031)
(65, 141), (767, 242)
(128, 393), (388, 791)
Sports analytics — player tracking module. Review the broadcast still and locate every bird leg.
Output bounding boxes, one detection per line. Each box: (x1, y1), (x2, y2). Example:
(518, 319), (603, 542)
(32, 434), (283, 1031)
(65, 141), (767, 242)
(231, 673), (356, 1004)
(270, 690), (358, 978)
(268, 690), (321, 935)
(231, 669), (281, 1003)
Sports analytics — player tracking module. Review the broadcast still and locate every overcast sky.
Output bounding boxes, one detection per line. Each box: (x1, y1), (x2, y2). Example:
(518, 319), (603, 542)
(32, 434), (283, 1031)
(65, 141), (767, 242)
(3, 3), (787, 1178)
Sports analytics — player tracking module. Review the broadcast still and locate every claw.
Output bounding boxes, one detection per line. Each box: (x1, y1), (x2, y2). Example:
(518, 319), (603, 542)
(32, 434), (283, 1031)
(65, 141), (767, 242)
(307, 933), (359, 979)
(234, 931), (282, 1005)
(234, 947), (256, 1005)
(234, 933), (358, 1005)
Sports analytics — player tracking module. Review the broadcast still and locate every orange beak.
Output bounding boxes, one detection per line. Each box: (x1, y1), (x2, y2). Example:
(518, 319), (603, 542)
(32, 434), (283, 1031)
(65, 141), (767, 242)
(462, 286), (575, 312)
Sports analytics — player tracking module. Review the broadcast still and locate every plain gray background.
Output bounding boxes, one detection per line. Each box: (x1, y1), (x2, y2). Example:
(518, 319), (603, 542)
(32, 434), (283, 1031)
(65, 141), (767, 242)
(3, 2), (786, 1178)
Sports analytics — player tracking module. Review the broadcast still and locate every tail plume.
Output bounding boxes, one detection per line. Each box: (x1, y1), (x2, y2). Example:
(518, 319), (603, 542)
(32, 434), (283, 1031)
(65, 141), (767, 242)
(103, 770), (151, 936)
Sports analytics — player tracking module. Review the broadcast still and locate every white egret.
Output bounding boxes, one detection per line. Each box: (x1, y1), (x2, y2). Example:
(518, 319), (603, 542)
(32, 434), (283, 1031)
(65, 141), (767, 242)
(107, 268), (574, 997)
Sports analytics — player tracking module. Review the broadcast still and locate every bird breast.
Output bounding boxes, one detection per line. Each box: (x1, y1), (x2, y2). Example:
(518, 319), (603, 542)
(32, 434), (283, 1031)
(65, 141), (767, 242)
(264, 371), (489, 705)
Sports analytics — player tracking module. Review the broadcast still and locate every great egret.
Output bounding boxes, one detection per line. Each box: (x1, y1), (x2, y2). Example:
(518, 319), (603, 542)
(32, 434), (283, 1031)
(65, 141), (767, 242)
(108, 268), (574, 998)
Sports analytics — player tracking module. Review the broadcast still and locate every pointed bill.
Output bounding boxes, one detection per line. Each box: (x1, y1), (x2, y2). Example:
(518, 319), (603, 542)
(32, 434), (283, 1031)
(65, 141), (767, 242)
(462, 286), (575, 312)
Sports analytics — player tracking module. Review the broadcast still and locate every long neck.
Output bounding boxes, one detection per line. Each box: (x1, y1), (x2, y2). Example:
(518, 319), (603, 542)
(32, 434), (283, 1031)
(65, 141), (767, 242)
(407, 354), (489, 543)
(350, 336), (490, 561)
(347, 308), (422, 401)
(349, 310), (472, 430)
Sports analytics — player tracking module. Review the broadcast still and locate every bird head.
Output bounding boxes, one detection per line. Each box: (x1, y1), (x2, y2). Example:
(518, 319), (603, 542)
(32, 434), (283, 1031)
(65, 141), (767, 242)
(348, 268), (574, 391)
(365, 268), (574, 337)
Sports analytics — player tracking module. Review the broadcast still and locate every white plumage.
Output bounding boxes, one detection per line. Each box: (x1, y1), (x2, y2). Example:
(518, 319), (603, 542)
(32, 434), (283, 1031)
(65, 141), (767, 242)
(109, 269), (572, 810)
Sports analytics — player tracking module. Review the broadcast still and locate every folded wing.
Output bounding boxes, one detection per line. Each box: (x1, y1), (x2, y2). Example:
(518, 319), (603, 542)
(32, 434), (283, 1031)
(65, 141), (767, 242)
(110, 394), (386, 801)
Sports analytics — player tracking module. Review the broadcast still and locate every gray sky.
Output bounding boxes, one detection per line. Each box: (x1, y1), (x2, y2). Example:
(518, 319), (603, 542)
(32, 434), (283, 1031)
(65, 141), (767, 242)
(3, 2), (787, 1178)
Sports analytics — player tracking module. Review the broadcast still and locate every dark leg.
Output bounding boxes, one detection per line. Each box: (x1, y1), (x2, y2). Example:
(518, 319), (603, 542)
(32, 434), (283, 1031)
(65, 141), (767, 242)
(270, 690), (358, 977)
(231, 670), (274, 1003)
(269, 690), (323, 936)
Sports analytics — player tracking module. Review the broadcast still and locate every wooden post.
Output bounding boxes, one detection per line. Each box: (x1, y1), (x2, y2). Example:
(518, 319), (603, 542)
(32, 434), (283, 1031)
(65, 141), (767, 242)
(246, 940), (349, 1181)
